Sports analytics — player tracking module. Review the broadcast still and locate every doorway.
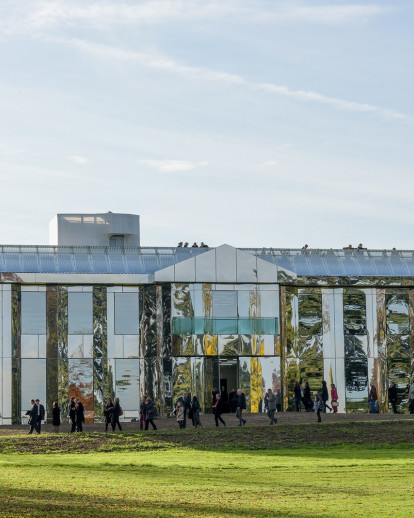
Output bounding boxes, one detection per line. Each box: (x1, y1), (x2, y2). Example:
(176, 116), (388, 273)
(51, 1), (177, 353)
(219, 358), (238, 411)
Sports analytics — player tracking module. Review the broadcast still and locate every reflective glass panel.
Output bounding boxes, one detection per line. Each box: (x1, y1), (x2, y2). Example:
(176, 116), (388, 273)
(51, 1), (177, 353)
(21, 335), (39, 358)
(68, 359), (94, 412)
(298, 293), (322, 335)
(343, 291), (366, 335)
(114, 293), (139, 335)
(212, 291), (237, 318)
(123, 335), (139, 358)
(68, 293), (93, 334)
(172, 317), (193, 334)
(21, 359), (46, 413)
(386, 294), (409, 335)
(21, 292), (46, 334)
(258, 291), (278, 318)
(115, 359), (140, 410)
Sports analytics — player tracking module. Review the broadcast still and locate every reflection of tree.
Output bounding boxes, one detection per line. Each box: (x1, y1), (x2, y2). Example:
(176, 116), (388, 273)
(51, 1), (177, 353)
(386, 294), (409, 335)
(239, 359), (251, 410)
(250, 358), (262, 412)
(173, 284), (193, 317)
(299, 359), (323, 392)
(298, 294), (322, 335)
(221, 335), (239, 355)
(343, 291), (366, 335)
(173, 359), (191, 400)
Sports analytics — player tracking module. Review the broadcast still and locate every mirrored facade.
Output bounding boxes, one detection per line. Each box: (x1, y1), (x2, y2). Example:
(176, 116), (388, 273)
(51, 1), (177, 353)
(1, 242), (414, 423)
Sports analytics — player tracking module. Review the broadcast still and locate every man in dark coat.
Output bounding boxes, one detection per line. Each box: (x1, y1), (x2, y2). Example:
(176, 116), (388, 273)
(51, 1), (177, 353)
(35, 399), (45, 434)
(75, 399), (85, 432)
(234, 388), (247, 426)
(26, 399), (38, 434)
(388, 382), (398, 414)
(183, 393), (192, 429)
(67, 397), (76, 433)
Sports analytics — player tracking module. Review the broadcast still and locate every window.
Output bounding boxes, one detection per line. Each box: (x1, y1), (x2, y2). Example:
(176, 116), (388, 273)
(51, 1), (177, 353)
(115, 293), (139, 334)
(21, 292), (46, 334)
(68, 293), (93, 334)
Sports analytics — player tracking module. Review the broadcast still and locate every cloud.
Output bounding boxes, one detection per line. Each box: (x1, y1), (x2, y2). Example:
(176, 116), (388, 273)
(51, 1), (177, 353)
(260, 161), (278, 167)
(139, 159), (208, 172)
(0, 1), (388, 33)
(64, 39), (407, 121)
(67, 155), (88, 164)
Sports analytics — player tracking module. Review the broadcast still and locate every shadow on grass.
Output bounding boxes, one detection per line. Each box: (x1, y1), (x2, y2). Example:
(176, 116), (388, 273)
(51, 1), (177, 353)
(0, 486), (341, 518)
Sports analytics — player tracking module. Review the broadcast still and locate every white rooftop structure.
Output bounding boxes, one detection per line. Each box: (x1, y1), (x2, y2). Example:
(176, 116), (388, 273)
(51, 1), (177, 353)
(49, 212), (140, 247)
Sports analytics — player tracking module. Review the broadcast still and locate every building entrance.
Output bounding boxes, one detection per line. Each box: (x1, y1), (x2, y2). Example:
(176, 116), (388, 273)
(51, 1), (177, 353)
(219, 358), (238, 411)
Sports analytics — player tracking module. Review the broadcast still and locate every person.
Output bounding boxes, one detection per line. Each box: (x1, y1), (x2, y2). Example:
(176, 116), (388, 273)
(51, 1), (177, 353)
(26, 399), (38, 434)
(294, 381), (302, 411)
(183, 393), (192, 429)
(331, 384), (338, 413)
(369, 383), (378, 413)
(388, 382), (398, 414)
(67, 397), (76, 433)
(275, 388), (282, 413)
(75, 398), (85, 432)
(144, 398), (157, 430)
(234, 388), (246, 426)
(104, 397), (114, 432)
(322, 381), (332, 412)
(110, 397), (123, 431)
(177, 242), (183, 247)
(192, 395), (202, 427)
(213, 393), (226, 427)
(303, 382), (312, 412)
(313, 391), (324, 422)
(139, 395), (147, 431)
(52, 401), (61, 433)
(409, 378), (414, 414)
(176, 401), (185, 429)
(191, 242), (198, 247)
(35, 399), (45, 434)
(220, 386), (228, 405)
(228, 389), (236, 412)
(264, 389), (277, 425)
(211, 388), (219, 406)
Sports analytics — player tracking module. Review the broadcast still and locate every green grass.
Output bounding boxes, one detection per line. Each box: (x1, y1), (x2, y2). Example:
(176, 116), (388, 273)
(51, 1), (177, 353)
(1, 423), (414, 517)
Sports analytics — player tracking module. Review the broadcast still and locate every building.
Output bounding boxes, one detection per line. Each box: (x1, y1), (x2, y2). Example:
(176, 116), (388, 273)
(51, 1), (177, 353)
(0, 213), (413, 424)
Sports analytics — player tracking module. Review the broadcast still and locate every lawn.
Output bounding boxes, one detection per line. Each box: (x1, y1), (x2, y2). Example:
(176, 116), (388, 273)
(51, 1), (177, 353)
(0, 423), (413, 517)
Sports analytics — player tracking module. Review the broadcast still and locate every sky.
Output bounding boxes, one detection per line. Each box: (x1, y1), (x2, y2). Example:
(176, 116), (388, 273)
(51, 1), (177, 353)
(0, 0), (413, 249)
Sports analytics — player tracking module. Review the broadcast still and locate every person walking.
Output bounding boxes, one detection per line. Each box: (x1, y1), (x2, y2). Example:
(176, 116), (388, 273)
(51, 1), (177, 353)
(75, 398), (85, 432)
(321, 381), (332, 412)
(294, 381), (302, 411)
(52, 401), (61, 433)
(192, 395), (202, 427)
(139, 395), (147, 430)
(104, 397), (114, 432)
(144, 398), (157, 430)
(369, 383), (378, 413)
(409, 378), (414, 414)
(26, 399), (38, 434)
(313, 391), (324, 422)
(234, 389), (247, 426)
(176, 401), (185, 429)
(67, 397), (76, 433)
(388, 382), (398, 414)
(35, 399), (45, 434)
(265, 389), (278, 424)
(183, 393), (192, 429)
(303, 382), (312, 412)
(275, 388), (282, 413)
(213, 393), (226, 427)
(110, 397), (123, 431)
(331, 384), (339, 413)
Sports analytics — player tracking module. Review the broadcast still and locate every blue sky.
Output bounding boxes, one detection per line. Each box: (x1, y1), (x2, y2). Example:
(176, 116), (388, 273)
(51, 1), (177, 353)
(0, 0), (413, 248)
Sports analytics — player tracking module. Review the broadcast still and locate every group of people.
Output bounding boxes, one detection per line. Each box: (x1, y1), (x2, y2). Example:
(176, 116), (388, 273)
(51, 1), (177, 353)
(177, 242), (208, 248)
(104, 397), (123, 431)
(293, 380), (338, 416)
(139, 396), (158, 430)
(173, 393), (202, 429)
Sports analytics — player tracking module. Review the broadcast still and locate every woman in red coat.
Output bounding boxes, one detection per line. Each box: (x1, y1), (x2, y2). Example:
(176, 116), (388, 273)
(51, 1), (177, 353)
(331, 384), (339, 413)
